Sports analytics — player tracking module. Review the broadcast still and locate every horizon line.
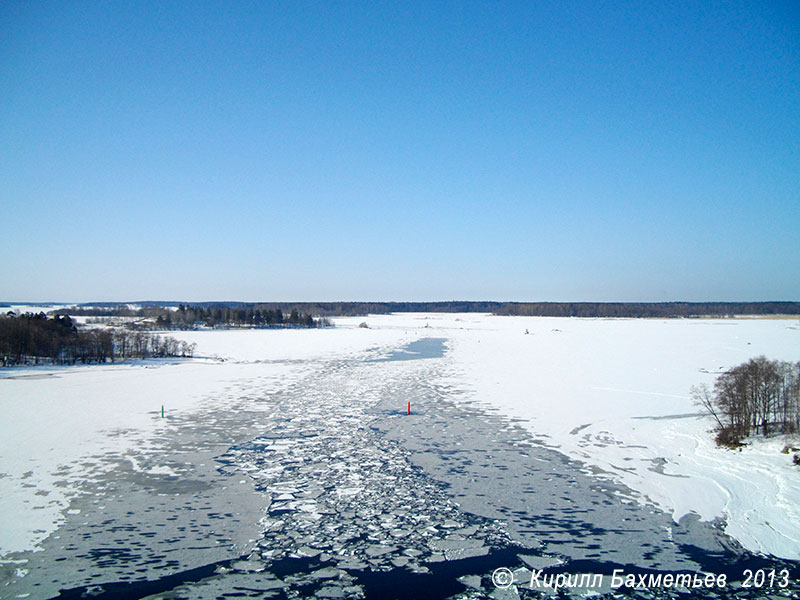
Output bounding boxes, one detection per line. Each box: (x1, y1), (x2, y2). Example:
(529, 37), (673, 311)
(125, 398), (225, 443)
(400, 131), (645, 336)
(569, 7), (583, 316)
(4, 300), (800, 306)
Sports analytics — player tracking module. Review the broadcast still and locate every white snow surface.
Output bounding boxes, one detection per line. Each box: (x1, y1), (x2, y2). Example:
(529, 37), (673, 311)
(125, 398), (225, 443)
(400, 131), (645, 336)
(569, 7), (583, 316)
(1, 313), (799, 560)
(0, 325), (415, 556)
(368, 313), (800, 559)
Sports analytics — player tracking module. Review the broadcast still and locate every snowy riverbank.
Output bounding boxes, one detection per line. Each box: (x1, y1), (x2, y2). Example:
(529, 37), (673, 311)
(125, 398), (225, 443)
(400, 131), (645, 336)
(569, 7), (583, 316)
(354, 313), (800, 559)
(1, 313), (798, 564)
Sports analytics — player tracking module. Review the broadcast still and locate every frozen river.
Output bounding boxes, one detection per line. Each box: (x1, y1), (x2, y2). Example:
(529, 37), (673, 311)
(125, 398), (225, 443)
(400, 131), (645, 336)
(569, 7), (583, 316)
(1, 315), (799, 598)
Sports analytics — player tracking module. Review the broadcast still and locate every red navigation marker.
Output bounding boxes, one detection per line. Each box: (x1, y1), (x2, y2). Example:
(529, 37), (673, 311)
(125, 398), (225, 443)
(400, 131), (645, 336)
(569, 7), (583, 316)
(407, 401), (411, 415)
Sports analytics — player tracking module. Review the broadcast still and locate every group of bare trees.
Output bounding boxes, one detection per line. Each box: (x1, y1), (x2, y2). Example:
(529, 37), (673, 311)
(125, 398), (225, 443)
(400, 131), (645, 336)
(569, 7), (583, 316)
(109, 328), (196, 361)
(693, 357), (800, 447)
(156, 305), (329, 329)
(0, 312), (195, 366)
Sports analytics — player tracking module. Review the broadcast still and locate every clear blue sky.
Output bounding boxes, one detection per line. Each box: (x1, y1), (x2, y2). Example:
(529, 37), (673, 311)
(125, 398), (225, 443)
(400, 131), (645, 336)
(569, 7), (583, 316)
(2, 1), (798, 302)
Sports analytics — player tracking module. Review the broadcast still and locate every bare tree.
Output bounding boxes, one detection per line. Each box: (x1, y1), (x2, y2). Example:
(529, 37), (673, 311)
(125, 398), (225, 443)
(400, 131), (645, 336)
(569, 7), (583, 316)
(691, 384), (723, 430)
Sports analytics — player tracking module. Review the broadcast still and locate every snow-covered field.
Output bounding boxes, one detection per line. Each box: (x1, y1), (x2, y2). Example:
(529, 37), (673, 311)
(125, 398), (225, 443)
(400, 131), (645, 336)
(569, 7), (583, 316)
(1, 313), (798, 563)
(0, 325), (416, 558)
(354, 314), (800, 559)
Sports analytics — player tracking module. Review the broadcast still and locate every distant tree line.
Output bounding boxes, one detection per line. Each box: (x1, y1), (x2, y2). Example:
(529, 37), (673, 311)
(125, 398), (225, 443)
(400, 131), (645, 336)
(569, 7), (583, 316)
(53, 301), (800, 319)
(0, 312), (195, 367)
(494, 302), (800, 318)
(693, 357), (800, 448)
(53, 304), (332, 329)
(151, 304), (330, 330)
